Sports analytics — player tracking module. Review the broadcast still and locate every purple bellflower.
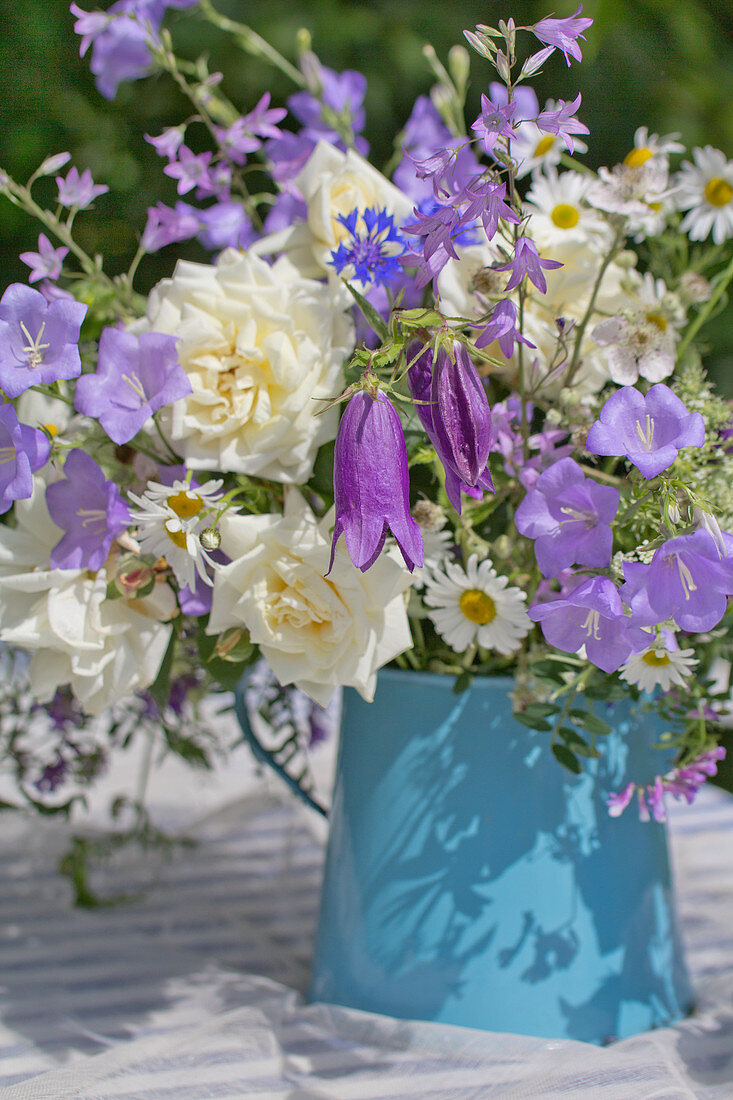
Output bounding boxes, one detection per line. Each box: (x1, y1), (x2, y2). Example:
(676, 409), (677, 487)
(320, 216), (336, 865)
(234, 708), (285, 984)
(470, 94), (518, 155)
(330, 390), (423, 573)
(494, 236), (563, 294)
(475, 299), (536, 360)
(163, 147), (213, 196)
(141, 202), (200, 253)
(529, 575), (648, 673)
(19, 234), (68, 284)
(585, 384), (705, 478)
(620, 529), (733, 633)
(75, 326), (191, 445)
(288, 66), (369, 155)
(407, 345), (494, 513)
(46, 449), (132, 571)
(0, 284), (86, 398)
(196, 202), (256, 252)
(536, 94), (589, 154)
(329, 207), (407, 288)
(146, 126), (185, 159)
(0, 402), (50, 514)
(515, 457), (619, 577)
(532, 5), (594, 66)
(56, 166), (108, 209)
(214, 94), (286, 164)
(431, 343), (494, 487)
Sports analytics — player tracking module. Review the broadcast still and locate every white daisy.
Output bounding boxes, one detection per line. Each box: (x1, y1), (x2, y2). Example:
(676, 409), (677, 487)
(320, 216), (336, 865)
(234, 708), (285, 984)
(673, 146), (733, 245)
(623, 127), (685, 170)
(591, 273), (683, 384)
(127, 478), (224, 590)
(525, 167), (612, 251)
(586, 160), (670, 239)
(619, 642), (697, 693)
(423, 554), (531, 655)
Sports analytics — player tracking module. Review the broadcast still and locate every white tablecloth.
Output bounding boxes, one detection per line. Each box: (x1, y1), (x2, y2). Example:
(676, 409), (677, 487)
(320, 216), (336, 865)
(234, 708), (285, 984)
(1, 710), (732, 1099)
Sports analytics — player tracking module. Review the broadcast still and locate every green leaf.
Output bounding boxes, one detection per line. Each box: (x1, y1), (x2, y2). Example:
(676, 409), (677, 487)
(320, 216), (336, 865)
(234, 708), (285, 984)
(552, 744), (582, 774)
(558, 728), (600, 758)
(573, 711), (612, 736)
(397, 307), (445, 329)
(514, 713), (552, 731)
(453, 669), (474, 694)
(148, 627), (177, 712)
(522, 702), (559, 719)
(344, 281), (389, 341)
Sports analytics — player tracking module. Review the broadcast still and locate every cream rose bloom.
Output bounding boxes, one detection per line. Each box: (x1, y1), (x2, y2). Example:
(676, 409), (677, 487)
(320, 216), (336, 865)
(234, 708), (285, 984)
(0, 481), (176, 715)
(209, 490), (414, 707)
(253, 140), (414, 277)
(132, 249), (354, 482)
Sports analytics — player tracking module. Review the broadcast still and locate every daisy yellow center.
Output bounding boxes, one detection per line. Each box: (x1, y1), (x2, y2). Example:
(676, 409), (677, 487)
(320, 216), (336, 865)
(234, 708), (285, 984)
(704, 177), (733, 207)
(645, 312), (667, 331)
(42, 422), (58, 437)
(551, 203), (580, 229)
(533, 135), (555, 158)
(459, 588), (496, 625)
(642, 650), (671, 667)
(624, 147), (653, 168)
(166, 526), (188, 549)
(167, 491), (202, 519)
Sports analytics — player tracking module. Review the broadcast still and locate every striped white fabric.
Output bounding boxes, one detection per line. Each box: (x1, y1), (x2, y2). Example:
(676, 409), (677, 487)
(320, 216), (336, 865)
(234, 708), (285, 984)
(1, 760), (732, 1098)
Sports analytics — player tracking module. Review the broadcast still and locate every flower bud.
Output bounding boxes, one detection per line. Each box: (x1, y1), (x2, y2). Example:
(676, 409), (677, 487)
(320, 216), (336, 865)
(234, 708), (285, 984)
(448, 45), (470, 89)
(38, 152), (72, 177)
(110, 557), (156, 600)
(214, 627), (254, 663)
(431, 343), (493, 486)
(462, 29), (496, 59)
(200, 526), (221, 551)
(495, 50), (512, 82)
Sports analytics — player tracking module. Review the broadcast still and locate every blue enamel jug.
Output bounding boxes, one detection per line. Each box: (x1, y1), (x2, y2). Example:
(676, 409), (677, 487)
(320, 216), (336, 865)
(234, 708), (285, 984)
(237, 667), (693, 1044)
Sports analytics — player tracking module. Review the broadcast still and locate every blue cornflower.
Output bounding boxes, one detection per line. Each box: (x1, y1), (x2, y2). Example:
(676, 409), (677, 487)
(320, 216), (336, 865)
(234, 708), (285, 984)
(329, 207), (407, 287)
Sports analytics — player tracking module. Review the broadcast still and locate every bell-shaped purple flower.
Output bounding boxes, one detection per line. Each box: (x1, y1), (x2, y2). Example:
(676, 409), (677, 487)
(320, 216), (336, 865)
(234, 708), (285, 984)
(46, 449), (132, 571)
(515, 457), (619, 577)
(330, 390), (423, 573)
(586, 384), (705, 478)
(431, 343), (493, 487)
(0, 402), (50, 514)
(407, 345), (494, 513)
(0, 284), (86, 398)
(529, 575), (648, 673)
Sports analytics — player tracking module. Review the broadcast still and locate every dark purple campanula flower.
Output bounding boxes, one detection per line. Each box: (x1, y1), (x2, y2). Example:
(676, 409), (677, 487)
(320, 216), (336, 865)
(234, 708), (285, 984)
(586, 384), (705, 478)
(75, 326), (191, 445)
(0, 284), (86, 398)
(0, 402), (50, 513)
(407, 344), (494, 513)
(431, 343), (493, 487)
(330, 390), (423, 573)
(620, 529), (733, 633)
(529, 575), (648, 673)
(46, 449), (132, 571)
(515, 457), (619, 577)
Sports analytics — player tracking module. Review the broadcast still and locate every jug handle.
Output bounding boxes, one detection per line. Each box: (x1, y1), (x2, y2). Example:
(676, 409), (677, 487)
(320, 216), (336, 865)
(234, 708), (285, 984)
(234, 681), (329, 818)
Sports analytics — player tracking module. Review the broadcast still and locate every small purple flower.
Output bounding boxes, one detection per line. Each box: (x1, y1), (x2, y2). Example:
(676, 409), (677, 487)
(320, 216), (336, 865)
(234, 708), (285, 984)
(83, 1), (164, 100)
(488, 82), (540, 121)
(329, 207), (407, 287)
(515, 457), (619, 578)
(70, 2), (110, 57)
(430, 343), (494, 487)
(74, 326), (191, 445)
(0, 402), (50, 514)
(607, 747), (726, 821)
(46, 449), (132, 571)
(197, 201), (256, 251)
(163, 146), (213, 196)
(288, 65), (368, 155)
(470, 94), (518, 155)
(532, 5), (594, 66)
(620, 529), (733, 633)
(141, 201), (200, 252)
(493, 236), (563, 294)
(475, 299), (536, 360)
(536, 94), (589, 154)
(330, 389), (423, 573)
(56, 166), (108, 208)
(215, 94), (286, 164)
(585, 384), (705, 478)
(529, 575), (648, 673)
(19, 234), (69, 284)
(0, 284), (86, 398)
(145, 126), (185, 159)
(407, 345), (494, 513)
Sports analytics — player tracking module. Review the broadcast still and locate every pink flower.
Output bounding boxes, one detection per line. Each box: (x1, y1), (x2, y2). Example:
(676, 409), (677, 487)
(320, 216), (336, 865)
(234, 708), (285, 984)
(19, 234), (68, 284)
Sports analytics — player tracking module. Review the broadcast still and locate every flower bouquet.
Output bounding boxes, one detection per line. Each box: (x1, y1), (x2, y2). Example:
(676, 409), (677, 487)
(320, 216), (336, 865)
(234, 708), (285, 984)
(2, 0), (733, 1041)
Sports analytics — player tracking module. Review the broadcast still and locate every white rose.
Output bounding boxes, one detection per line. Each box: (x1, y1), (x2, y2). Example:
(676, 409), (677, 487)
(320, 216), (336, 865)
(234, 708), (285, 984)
(253, 140), (414, 277)
(209, 490), (414, 707)
(0, 482), (176, 715)
(133, 249), (354, 482)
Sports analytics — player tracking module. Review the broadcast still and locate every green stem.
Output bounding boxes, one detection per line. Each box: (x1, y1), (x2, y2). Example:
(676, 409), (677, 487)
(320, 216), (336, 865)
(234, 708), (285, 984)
(152, 413), (182, 463)
(677, 251), (733, 358)
(2, 177), (107, 283)
(564, 230), (625, 388)
(198, 0), (305, 87)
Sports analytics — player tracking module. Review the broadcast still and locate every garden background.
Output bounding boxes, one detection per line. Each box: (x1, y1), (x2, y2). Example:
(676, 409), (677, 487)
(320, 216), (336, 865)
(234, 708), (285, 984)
(1, 0), (733, 783)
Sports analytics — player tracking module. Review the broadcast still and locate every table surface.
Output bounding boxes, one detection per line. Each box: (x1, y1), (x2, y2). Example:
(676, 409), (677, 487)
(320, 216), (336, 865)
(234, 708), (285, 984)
(1, 710), (733, 1100)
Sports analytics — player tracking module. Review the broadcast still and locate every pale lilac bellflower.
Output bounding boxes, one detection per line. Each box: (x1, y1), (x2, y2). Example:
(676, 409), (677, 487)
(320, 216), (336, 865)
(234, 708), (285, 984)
(536, 94), (589, 154)
(141, 202), (200, 253)
(475, 299), (536, 359)
(529, 575), (648, 673)
(532, 5), (594, 66)
(470, 94), (518, 156)
(46, 449), (132, 571)
(0, 284), (86, 398)
(0, 402), (50, 514)
(74, 326), (191, 445)
(330, 390), (423, 573)
(494, 236), (563, 294)
(19, 234), (68, 284)
(56, 166), (108, 209)
(585, 384), (705, 478)
(164, 147), (213, 196)
(515, 457), (619, 577)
